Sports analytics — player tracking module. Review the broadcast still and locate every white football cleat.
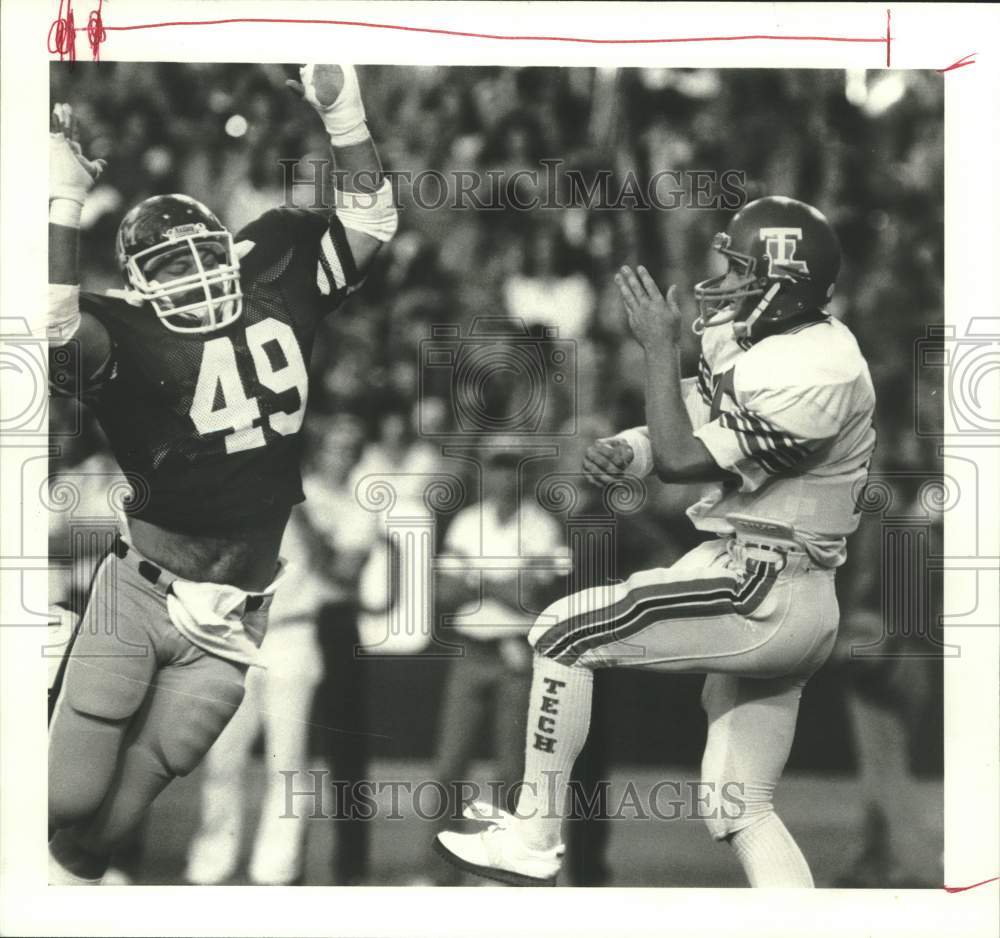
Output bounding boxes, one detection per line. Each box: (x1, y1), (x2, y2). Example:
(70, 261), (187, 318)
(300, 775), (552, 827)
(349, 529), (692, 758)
(433, 802), (563, 887)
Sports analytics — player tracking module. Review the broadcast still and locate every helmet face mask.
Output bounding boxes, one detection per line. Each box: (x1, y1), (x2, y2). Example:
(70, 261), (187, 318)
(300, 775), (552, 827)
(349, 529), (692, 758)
(115, 195), (243, 335)
(692, 233), (766, 333)
(692, 197), (841, 339)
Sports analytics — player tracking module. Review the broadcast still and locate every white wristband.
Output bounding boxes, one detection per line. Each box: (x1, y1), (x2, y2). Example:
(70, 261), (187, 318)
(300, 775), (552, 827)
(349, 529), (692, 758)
(49, 197), (83, 229)
(334, 179), (399, 243)
(329, 123), (371, 147)
(45, 283), (82, 342)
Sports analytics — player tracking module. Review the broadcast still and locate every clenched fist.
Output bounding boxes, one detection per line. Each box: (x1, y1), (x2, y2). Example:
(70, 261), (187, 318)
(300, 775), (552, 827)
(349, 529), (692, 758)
(583, 437), (635, 487)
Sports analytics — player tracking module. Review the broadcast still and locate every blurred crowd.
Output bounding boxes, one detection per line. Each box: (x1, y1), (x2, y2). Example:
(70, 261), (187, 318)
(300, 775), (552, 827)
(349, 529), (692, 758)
(53, 63), (944, 482)
(48, 64), (945, 887)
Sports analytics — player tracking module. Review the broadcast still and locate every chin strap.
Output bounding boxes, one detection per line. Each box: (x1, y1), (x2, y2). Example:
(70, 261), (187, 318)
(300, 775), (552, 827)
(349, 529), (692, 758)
(734, 283), (782, 339)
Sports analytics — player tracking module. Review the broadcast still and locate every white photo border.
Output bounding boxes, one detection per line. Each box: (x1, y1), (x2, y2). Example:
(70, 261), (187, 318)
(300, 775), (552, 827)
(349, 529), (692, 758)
(1, 2), (997, 936)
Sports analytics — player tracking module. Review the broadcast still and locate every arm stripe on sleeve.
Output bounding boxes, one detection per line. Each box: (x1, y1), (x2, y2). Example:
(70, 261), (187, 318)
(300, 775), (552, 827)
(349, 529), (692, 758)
(327, 214), (360, 285)
(697, 355), (713, 405)
(718, 408), (813, 475)
(318, 230), (347, 292)
(316, 250), (333, 295)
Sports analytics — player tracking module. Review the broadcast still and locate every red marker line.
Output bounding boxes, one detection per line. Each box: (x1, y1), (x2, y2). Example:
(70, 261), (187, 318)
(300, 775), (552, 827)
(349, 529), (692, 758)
(47, 0), (76, 60)
(885, 8), (892, 68)
(944, 875), (999, 894)
(937, 53), (977, 73)
(106, 18), (890, 45)
(87, 0), (106, 61)
(49, 3), (894, 62)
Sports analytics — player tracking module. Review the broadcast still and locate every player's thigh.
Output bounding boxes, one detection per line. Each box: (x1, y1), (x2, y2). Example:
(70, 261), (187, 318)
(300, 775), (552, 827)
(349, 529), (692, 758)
(533, 551), (775, 671)
(552, 566), (837, 677)
(130, 648), (249, 779)
(53, 551), (161, 723)
(202, 664), (265, 775)
(48, 554), (163, 824)
(71, 653), (246, 857)
(529, 540), (729, 661)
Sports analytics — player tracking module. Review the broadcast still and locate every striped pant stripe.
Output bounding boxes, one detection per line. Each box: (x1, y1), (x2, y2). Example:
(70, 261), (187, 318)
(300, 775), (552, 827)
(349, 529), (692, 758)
(537, 561), (777, 665)
(537, 575), (737, 657)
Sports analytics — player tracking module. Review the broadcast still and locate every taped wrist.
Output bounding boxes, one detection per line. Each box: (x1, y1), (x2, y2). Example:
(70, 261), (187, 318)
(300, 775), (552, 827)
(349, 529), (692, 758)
(49, 198), (83, 229)
(334, 179), (398, 243)
(50, 132), (91, 207)
(44, 284), (82, 342)
(614, 426), (654, 478)
(302, 64), (370, 146)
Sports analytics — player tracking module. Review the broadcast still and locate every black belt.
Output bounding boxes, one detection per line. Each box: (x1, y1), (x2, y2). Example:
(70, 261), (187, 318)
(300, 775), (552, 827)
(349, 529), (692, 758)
(112, 536), (266, 611)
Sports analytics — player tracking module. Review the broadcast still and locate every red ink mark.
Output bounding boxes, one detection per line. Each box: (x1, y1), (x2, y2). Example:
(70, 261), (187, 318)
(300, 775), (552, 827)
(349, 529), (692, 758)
(49, 6), (893, 62)
(885, 9), (892, 68)
(937, 53), (977, 73)
(87, 0), (106, 61)
(47, 0), (77, 61)
(42, 5), (965, 85)
(944, 875), (999, 894)
(104, 19), (891, 47)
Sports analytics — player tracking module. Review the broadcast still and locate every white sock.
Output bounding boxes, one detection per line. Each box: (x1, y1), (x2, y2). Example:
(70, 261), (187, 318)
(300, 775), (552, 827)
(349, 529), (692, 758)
(729, 813), (814, 887)
(514, 654), (593, 851)
(48, 846), (103, 886)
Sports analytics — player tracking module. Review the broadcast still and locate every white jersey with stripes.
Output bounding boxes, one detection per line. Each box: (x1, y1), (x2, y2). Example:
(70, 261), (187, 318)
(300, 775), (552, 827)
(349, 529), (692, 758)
(682, 315), (876, 568)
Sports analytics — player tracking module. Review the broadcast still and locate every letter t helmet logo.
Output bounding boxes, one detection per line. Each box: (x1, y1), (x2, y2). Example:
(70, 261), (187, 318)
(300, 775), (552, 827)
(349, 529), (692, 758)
(759, 227), (810, 276)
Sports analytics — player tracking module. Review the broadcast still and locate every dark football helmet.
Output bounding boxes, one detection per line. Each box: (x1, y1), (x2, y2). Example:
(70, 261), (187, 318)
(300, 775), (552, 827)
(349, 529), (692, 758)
(115, 194), (242, 334)
(693, 196), (841, 338)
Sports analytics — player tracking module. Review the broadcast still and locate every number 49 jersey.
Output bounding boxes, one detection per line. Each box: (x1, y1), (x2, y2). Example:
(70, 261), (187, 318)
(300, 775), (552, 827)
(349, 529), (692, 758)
(57, 207), (362, 534)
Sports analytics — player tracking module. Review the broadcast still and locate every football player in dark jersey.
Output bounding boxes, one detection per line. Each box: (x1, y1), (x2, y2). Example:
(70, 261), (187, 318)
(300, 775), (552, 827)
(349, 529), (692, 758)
(45, 65), (397, 885)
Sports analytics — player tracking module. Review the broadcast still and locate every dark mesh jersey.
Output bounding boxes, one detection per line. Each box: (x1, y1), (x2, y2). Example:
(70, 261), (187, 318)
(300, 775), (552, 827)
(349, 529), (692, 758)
(51, 207), (362, 534)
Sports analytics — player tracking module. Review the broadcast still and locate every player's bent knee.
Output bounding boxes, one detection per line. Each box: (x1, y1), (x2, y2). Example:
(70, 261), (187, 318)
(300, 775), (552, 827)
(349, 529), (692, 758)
(701, 778), (776, 841)
(528, 605), (557, 650)
(704, 805), (750, 841)
(527, 617), (548, 650)
(527, 594), (577, 653)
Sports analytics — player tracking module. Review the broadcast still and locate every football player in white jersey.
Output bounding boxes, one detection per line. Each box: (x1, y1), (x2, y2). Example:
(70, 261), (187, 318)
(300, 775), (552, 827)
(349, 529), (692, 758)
(435, 196), (877, 887)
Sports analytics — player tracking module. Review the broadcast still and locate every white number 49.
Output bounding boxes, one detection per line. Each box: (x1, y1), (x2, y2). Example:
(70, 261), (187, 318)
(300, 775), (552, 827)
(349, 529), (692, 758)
(190, 318), (308, 454)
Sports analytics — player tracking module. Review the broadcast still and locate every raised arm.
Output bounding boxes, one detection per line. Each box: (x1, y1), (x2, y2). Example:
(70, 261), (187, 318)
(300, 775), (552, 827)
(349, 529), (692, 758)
(48, 105), (114, 397)
(287, 65), (397, 275)
(616, 265), (736, 484)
